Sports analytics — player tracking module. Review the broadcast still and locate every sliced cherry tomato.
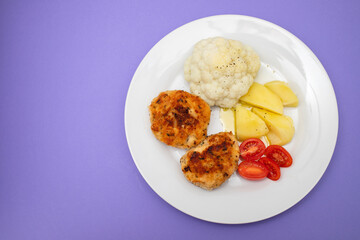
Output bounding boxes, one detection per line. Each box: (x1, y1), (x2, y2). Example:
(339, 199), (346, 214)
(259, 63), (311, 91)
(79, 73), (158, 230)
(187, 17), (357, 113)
(239, 138), (266, 161)
(238, 160), (269, 180)
(264, 145), (293, 167)
(259, 157), (281, 181)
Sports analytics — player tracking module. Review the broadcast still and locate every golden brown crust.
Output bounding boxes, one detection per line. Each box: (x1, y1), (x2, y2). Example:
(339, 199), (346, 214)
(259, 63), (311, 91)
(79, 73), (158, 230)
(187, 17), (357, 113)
(149, 90), (211, 149)
(180, 132), (240, 190)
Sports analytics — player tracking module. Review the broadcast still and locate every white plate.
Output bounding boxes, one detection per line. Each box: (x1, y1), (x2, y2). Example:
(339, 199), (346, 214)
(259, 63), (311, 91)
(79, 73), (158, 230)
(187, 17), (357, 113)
(124, 15), (338, 224)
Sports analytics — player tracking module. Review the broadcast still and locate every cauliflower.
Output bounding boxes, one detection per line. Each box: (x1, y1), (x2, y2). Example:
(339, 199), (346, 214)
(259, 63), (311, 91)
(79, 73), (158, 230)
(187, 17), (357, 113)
(184, 37), (260, 108)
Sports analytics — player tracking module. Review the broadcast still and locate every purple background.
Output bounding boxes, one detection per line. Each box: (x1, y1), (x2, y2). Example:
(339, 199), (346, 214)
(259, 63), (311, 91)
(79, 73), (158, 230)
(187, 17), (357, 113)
(0, 0), (359, 239)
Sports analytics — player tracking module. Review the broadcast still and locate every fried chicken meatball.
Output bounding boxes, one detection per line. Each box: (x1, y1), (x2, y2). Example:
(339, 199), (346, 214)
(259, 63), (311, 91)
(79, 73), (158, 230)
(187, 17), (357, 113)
(180, 132), (240, 190)
(149, 90), (211, 149)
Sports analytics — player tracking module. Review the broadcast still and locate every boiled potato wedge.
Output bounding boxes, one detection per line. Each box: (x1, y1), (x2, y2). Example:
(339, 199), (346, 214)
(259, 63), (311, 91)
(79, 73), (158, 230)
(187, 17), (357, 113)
(235, 104), (269, 141)
(252, 107), (294, 146)
(240, 82), (283, 114)
(220, 108), (235, 134)
(264, 81), (299, 107)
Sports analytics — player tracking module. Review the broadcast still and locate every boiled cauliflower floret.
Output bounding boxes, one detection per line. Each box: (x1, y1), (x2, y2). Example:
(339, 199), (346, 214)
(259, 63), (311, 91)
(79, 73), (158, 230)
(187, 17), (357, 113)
(184, 37), (260, 108)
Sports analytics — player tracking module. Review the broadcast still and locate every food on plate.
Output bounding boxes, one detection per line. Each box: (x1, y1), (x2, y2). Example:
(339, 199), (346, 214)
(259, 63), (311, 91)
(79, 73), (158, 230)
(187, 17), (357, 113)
(149, 90), (211, 149)
(258, 157), (281, 181)
(237, 160), (269, 180)
(252, 107), (295, 146)
(240, 82), (283, 114)
(264, 81), (299, 107)
(235, 104), (269, 141)
(239, 138), (266, 161)
(180, 132), (239, 190)
(219, 108), (235, 134)
(264, 145), (293, 167)
(237, 141), (292, 181)
(259, 135), (270, 148)
(147, 38), (299, 189)
(184, 37), (260, 108)
(220, 80), (298, 144)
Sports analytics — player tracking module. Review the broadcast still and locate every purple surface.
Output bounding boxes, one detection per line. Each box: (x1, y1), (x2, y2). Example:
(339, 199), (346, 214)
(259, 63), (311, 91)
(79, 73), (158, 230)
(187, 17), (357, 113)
(0, 0), (359, 239)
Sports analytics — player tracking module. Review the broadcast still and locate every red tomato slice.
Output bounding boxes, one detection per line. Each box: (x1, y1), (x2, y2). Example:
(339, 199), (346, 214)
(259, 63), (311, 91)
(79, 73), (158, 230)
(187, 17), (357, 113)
(259, 157), (281, 181)
(238, 160), (269, 180)
(239, 138), (266, 161)
(264, 145), (293, 167)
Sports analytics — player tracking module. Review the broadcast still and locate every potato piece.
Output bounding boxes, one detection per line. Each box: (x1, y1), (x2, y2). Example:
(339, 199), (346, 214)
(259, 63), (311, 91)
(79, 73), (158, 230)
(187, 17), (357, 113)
(266, 131), (282, 145)
(220, 108), (235, 134)
(259, 135), (270, 148)
(240, 82), (283, 114)
(235, 104), (269, 141)
(264, 81), (299, 107)
(252, 107), (294, 146)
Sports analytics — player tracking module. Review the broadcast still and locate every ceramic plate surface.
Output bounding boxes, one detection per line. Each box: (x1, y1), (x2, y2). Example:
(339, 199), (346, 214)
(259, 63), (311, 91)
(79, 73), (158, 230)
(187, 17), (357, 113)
(124, 15), (338, 224)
